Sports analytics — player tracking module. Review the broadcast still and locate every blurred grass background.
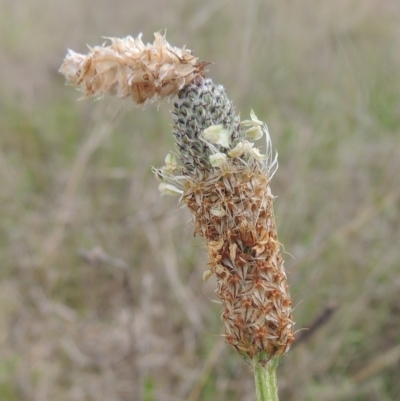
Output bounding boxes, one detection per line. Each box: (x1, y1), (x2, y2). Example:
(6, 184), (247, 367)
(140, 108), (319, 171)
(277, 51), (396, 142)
(1, 0), (400, 400)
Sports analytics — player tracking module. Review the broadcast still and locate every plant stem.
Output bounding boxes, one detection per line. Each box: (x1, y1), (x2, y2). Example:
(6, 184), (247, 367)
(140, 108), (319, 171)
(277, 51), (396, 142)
(253, 354), (280, 401)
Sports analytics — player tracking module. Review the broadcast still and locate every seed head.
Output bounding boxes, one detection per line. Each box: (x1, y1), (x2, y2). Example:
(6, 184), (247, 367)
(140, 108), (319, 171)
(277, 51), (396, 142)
(59, 32), (209, 104)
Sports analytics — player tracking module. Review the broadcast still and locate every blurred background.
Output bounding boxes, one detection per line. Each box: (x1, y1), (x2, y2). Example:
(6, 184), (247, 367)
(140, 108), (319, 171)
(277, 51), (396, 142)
(1, 0), (400, 400)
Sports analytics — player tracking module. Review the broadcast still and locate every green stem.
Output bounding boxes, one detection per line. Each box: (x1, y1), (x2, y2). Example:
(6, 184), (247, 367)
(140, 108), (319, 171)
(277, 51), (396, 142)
(253, 354), (280, 401)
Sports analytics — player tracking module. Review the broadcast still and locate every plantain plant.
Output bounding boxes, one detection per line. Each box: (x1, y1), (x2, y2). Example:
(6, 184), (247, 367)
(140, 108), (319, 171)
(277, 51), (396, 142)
(60, 33), (295, 401)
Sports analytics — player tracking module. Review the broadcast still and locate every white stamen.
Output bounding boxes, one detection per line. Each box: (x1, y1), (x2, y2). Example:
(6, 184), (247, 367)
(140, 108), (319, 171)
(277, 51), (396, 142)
(203, 124), (232, 148)
(209, 153), (228, 168)
(158, 183), (183, 196)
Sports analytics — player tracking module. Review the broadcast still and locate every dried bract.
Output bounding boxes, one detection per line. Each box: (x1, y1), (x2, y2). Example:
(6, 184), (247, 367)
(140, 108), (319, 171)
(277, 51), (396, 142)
(59, 32), (209, 104)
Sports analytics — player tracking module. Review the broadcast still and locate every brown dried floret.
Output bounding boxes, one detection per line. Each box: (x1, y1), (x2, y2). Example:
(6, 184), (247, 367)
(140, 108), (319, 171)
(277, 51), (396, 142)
(59, 32), (209, 104)
(182, 164), (295, 361)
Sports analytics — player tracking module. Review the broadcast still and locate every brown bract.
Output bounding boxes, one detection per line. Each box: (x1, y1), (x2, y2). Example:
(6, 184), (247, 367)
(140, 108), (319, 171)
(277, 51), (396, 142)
(183, 165), (295, 360)
(59, 32), (209, 104)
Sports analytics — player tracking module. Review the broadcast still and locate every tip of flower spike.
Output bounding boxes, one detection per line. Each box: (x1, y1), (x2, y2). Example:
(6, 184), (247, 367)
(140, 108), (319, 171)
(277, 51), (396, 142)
(59, 32), (209, 104)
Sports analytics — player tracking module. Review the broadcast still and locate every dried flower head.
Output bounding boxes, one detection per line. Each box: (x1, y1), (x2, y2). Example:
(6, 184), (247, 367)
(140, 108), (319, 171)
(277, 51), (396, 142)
(59, 32), (209, 104)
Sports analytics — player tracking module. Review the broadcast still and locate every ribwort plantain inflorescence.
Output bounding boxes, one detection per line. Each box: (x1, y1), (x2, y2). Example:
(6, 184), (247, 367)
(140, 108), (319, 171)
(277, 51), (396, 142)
(60, 32), (295, 401)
